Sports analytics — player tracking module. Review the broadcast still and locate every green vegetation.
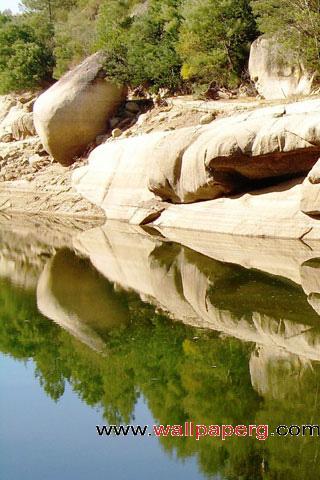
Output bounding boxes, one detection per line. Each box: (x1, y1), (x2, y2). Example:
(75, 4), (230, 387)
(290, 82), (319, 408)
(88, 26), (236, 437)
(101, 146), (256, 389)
(0, 12), (54, 93)
(2, 243), (320, 478)
(0, 0), (319, 97)
(178, 0), (257, 92)
(251, 0), (320, 76)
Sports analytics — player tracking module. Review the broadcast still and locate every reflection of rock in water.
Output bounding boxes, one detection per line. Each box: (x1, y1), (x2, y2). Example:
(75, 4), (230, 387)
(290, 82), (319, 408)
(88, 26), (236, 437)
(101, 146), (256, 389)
(73, 223), (320, 359)
(37, 249), (128, 353)
(249, 345), (314, 399)
(301, 258), (320, 315)
(0, 214), (101, 291)
(73, 222), (320, 397)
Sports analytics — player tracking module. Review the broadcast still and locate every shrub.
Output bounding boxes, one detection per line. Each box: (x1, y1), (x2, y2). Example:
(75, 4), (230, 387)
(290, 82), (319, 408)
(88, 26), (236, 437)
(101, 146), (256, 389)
(0, 14), (54, 93)
(177, 0), (257, 91)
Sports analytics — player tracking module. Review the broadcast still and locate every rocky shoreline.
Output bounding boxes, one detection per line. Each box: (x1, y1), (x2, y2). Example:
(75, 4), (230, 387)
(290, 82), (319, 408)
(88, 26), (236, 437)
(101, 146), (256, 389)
(0, 84), (277, 222)
(2, 52), (320, 239)
(73, 96), (320, 240)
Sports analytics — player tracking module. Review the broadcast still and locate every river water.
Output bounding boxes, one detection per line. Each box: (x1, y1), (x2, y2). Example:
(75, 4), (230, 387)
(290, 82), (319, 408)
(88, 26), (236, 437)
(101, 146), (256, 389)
(1, 218), (320, 479)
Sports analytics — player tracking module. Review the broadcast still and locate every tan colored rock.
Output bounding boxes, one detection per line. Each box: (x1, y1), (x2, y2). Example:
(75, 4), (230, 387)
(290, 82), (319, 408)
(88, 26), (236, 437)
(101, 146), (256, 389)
(301, 159), (320, 215)
(33, 52), (126, 166)
(73, 98), (320, 233)
(199, 112), (215, 124)
(0, 105), (27, 139)
(154, 178), (320, 240)
(37, 248), (128, 352)
(112, 128), (122, 138)
(11, 112), (35, 140)
(0, 95), (16, 122)
(249, 36), (314, 100)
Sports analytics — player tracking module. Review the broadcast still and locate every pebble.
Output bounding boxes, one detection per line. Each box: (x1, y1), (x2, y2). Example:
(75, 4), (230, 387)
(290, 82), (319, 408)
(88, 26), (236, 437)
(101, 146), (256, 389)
(112, 128), (122, 138)
(199, 113), (216, 125)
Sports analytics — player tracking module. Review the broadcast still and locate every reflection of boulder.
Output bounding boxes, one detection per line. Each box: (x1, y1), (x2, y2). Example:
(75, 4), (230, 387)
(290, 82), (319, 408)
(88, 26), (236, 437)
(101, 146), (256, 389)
(0, 215), (100, 292)
(154, 227), (320, 285)
(249, 345), (313, 399)
(301, 258), (320, 315)
(74, 222), (320, 361)
(37, 249), (128, 352)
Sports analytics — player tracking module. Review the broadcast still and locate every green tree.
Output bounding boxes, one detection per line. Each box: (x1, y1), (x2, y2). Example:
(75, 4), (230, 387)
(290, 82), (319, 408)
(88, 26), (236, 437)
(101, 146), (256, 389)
(0, 14), (54, 93)
(53, 0), (102, 77)
(251, 0), (320, 76)
(96, 0), (183, 92)
(177, 0), (257, 91)
(21, 0), (77, 23)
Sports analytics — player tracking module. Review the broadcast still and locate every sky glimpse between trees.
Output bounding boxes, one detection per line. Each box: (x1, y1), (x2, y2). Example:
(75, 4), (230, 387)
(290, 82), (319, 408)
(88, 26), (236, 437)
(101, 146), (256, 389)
(0, 1), (21, 13)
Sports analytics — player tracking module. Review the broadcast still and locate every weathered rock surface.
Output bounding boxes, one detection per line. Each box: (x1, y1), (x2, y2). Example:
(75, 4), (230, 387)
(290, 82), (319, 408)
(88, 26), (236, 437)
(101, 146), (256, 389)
(154, 178), (320, 240)
(300, 158), (320, 215)
(0, 96), (36, 141)
(73, 98), (320, 237)
(249, 36), (314, 100)
(33, 52), (126, 166)
(72, 222), (320, 362)
(37, 248), (128, 352)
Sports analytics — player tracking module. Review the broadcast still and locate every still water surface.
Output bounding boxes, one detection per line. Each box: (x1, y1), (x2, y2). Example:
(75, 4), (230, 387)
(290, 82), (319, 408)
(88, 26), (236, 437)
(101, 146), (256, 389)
(1, 220), (320, 479)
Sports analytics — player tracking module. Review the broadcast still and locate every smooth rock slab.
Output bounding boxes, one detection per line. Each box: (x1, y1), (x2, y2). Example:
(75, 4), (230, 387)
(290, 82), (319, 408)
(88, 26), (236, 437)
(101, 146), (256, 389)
(73, 98), (320, 236)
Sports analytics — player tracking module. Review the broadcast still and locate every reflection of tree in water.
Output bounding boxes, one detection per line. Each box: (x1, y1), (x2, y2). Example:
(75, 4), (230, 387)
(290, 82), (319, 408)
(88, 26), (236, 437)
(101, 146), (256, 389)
(1, 254), (320, 479)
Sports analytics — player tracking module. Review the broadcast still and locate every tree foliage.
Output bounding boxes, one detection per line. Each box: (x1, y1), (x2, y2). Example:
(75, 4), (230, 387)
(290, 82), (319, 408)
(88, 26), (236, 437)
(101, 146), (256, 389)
(251, 0), (320, 75)
(96, 0), (183, 91)
(2, 0), (318, 95)
(178, 0), (257, 90)
(0, 13), (54, 93)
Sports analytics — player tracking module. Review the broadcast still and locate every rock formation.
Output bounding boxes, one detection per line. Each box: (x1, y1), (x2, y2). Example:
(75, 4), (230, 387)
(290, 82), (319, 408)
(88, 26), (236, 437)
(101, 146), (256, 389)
(37, 248), (128, 352)
(249, 35), (314, 100)
(33, 52), (126, 166)
(71, 222), (320, 362)
(73, 98), (320, 239)
(300, 158), (320, 215)
(0, 95), (36, 142)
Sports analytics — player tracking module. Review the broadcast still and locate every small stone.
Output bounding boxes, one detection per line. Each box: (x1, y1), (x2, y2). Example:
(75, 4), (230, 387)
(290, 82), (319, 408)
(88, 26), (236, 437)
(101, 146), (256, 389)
(0, 133), (13, 143)
(199, 113), (215, 125)
(112, 128), (122, 138)
(125, 102), (140, 113)
(28, 154), (46, 167)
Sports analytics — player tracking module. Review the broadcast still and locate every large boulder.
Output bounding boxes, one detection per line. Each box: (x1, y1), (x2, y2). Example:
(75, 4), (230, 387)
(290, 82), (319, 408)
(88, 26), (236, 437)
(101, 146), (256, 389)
(249, 36), (314, 100)
(33, 52), (126, 166)
(73, 98), (320, 229)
